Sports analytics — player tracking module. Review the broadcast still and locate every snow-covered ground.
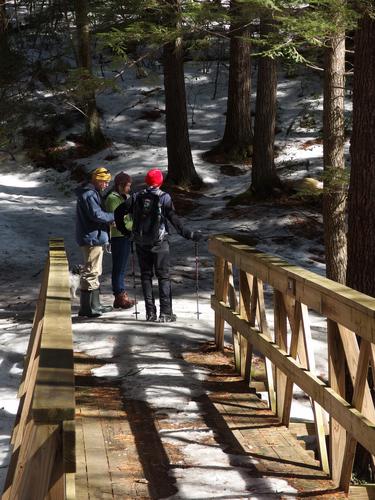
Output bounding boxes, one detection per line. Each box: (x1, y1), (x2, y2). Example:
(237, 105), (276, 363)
(0, 63), (344, 495)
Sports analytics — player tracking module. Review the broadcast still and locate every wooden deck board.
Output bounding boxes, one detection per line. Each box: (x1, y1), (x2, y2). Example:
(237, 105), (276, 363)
(75, 417), (89, 500)
(81, 415), (113, 499)
(210, 385), (338, 493)
(74, 349), (373, 499)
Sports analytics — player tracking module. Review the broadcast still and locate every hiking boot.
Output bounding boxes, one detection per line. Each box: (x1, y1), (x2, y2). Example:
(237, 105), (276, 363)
(91, 288), (112, 313)
(113, 292), (135, 310)
(146, 312), (158, 322)
(159, 313), (177, 323)
(78, 290), (102, 318)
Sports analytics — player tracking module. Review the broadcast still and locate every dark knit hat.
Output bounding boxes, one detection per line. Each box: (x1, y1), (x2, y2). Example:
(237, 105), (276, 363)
(145, 168), (163, 187)
(114, 171), (132, 190)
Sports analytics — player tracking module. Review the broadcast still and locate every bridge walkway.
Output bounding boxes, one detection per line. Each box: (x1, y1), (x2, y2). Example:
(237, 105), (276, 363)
(74, 347), (348, 499)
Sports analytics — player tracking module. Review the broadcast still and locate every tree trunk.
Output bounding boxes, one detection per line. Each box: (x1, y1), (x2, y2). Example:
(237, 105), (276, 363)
(0, 0), (8, 51)
(323, 31), (347, 284)
(74, 0), (106, 148)
(322, 12), (348, 486)
(347, 14), (375, 296)
(206, 0), (252, 162)
(250, 17), (280, 196)
(163, 1), (202, 189)
(346, 14), (375, 483)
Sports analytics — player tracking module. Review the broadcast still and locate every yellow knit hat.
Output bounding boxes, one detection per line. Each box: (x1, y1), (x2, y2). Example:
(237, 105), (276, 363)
(91, 167), (111, 182)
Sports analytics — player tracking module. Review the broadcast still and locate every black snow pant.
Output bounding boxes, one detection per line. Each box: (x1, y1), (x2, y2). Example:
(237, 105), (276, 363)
(136, 240), (172, 316)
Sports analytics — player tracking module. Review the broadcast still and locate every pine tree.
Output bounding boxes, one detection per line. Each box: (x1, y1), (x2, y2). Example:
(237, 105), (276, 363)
(162, 0), (202, 188)
(322, 1), (347, 285)
(99, 0), (203, 188)
(344, 4), (375, 485)
(74, 0), (106, 149)
(250, 15), (281, 196)
(205, 0), (253, 162)
(347, 10), (375, 297)
(0, 0), (7, 51)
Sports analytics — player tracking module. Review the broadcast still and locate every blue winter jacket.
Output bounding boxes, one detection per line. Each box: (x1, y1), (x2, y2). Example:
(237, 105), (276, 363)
(75, 183), (114, 246)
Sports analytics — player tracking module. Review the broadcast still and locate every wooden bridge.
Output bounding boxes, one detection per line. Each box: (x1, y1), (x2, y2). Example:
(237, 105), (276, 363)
(2, 236), (375, 499)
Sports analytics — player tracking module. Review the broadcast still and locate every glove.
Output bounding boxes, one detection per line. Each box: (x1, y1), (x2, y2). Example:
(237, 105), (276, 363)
(191, 231), (203, 242)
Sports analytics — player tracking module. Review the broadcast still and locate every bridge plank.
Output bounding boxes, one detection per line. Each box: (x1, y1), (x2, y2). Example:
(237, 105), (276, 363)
(82, 416), (113, 499)
(206, 376), (342, 496)
(75, 417), (89, 500)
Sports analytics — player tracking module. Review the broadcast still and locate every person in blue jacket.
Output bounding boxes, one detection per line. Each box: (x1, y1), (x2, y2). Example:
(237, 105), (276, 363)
(75, 167), (114, 317)
(114, 168), (202, 322)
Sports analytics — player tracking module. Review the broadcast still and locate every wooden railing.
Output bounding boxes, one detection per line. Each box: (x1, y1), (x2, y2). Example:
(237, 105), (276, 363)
(209, 234), (375, 492)
(2, 239), (75, 500)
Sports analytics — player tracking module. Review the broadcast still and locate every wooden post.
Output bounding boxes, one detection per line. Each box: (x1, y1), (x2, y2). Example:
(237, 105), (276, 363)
(214, 256), (229, 350)
(239, 271), (254, 382)
(274, 290), (288, 421)
(328, 320), (346, 486)
(281, 295), (300, 426)
(339, 339), (371, 491)
(227, 262), (240, 370)
(298, 303), (329, 474)
(256, 279), (276, 413)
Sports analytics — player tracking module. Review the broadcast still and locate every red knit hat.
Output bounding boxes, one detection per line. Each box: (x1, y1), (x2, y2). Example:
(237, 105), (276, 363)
(145, 168), (163, 187)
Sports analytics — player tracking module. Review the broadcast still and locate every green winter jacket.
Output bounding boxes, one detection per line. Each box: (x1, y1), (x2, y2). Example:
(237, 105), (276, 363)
(105, 191), (132, 238)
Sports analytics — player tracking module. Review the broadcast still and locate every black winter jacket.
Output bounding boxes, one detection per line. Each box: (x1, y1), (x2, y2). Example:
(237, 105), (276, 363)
(114, 187), (193, 243)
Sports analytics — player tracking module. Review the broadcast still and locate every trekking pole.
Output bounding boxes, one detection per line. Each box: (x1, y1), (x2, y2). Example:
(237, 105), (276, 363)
(131, 241), (140, 319)
(194, 241), (201, 319)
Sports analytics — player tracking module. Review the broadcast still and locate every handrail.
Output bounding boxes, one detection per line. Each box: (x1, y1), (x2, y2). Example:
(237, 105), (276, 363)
(209, 234), (375, 493)
(2, 238), (75, 500)
(33, 240), (75, 423)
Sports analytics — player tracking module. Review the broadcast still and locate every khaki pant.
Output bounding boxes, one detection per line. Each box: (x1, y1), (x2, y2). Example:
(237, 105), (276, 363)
(80, 245), (104, 291)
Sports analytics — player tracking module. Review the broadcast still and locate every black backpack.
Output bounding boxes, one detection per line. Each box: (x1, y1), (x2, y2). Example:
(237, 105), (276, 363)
(132, 189), (166, 246)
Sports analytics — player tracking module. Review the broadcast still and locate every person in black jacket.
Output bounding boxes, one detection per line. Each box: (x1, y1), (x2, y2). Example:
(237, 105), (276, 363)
(114, 168), (202, 322)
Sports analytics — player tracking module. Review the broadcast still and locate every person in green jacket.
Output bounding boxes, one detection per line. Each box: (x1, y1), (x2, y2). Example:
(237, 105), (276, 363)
(105, 172), (135, 309)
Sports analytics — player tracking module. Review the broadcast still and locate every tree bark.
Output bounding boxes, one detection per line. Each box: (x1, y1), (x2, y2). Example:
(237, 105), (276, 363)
(74, 0), (106, 148)
(347, 14), (375, 296)
(163, 0), (202, 189)
(0, 0), (8, 51)
(323, 30), (347, 284)
(207, 0), (252, 161)
(250, 17), (280, 196)
(346, 14), (375, 483)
